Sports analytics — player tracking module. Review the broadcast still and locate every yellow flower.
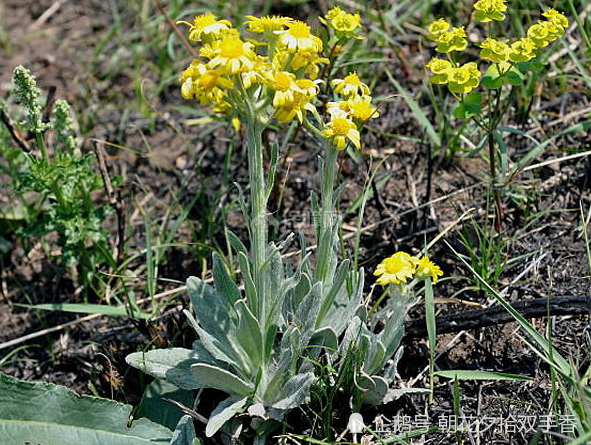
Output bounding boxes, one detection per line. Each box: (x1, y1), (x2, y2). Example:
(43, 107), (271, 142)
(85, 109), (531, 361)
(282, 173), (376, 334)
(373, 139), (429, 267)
(543, 20), (565, 40)
(274, 94), (316, 123)
(323, 116), (360, 150)
(178, 13), (232, 42)
(326, 100), (351, 118)
(295, 78), (322, 97)
(241, 55), (270, 89)
(373, 252), (416, 286)
(480, 38), (510, 63)
(412, 256), (443, 283)
(321, 7), (364, 39)
(245, 15), (292, 34)
(508, 38), (537, 62)
(208, 37), (255, 75)
(435, 27), (468, 53)
(527, 22), (552, 48)
(473, 0), (508, 22)
(290, 51), (329, 79)
(269, 71), (300, 107)
(447, 63), (480, 94)
(543, 8), (568, 32)
(348, 95), (379, 121)
(425, 57), (453, 84)
(332, 72), (371, 97)
(427, 18), (450, 36)
(180, 62), (233, 102)
(276, 21), (323, 53)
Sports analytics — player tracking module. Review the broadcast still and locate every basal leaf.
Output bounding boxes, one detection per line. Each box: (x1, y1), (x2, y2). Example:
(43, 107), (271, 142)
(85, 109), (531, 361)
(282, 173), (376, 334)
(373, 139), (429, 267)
(0, 373), (172, 445)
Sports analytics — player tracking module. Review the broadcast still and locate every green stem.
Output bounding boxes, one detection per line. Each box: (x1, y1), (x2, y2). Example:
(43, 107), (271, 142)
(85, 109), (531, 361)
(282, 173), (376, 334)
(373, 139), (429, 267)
(245, 117), (267, 321)
(316, 140), (339, 284)
(321, 144), (338, 237)
(36, 132), (49, 164)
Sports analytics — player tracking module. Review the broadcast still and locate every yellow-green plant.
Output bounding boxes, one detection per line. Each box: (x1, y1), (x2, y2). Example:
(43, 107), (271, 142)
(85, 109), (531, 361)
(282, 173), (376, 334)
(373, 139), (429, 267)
(7, 66), (115, 293)
(424, 2), (568, 227)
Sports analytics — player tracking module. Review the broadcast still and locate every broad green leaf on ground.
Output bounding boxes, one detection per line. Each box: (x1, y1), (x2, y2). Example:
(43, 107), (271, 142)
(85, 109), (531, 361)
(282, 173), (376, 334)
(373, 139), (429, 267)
(138, 379), (194, 432)
(0, 373), (172, 445)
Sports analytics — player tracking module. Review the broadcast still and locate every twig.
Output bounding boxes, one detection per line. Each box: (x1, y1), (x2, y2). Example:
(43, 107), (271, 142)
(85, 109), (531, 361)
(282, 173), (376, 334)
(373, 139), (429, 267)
(94, 141), (126, 267)
(27, 0), (67, 32)
(41, 85), (57, 125)
(153, 0), (200, 59)
(0, 109), (31, 152)
(404, 295), (591, 338)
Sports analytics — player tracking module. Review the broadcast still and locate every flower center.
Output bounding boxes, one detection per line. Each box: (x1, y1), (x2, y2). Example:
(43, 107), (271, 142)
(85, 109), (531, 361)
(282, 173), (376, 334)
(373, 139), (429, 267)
(275, 72), (292, 91)
(332, 118), (350, 136)
(344, 72), (361, 86)
(351, 102), (371, 120)
(289, 21), (311, 38)
(220, 39), (244, 59)
(194, 13), (216, 28)
(200, 71), (218, 90)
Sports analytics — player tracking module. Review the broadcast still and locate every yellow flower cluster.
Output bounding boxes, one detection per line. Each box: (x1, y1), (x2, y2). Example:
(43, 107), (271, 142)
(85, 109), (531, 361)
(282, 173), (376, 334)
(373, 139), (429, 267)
(427, 20), (468, 53)
(178, 9), (377, 152)
(426, 58), (480, 94)
(323, 72), (379, 150)
(374, 252), (443, 286)
(425, 3), (568, 96)
(319, 6), (364, 40)
(473, 0), (507, 23)
(178, 13), (327, 122)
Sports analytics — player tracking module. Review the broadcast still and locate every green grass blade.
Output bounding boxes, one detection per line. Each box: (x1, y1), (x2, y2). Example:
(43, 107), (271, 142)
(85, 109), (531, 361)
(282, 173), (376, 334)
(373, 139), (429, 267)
(435, 370), (533, 381)
(445, 240), (572, 375)
(385, 69), (441, 148)
(16, 303), (151, 319)
(424, 278), (436, 404)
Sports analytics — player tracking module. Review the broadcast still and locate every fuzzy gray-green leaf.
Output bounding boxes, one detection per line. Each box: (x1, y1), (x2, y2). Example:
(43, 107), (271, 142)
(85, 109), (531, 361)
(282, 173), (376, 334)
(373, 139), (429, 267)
(205, 396), (248, 437)
(126, 347), (215, 390)
(171, 415), (199, 445)
(191, 364), (254, 396)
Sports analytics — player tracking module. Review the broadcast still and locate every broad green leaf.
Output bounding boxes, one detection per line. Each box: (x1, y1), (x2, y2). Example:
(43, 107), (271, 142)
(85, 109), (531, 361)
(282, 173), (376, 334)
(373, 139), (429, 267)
(453, 92), (482, 119)
(16, 303), (151, 319)
(0, 373), (172, 445)
(126, 346), (216, 390)
(138, 379), (194, 431)
(435, 370), (533, 381)
(517, 59), (543, 73)
(505, 66), (524, 86)
(205, 396), (247, 437)
(191, 363), (254, 396)
(481, 64), (504, 89)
